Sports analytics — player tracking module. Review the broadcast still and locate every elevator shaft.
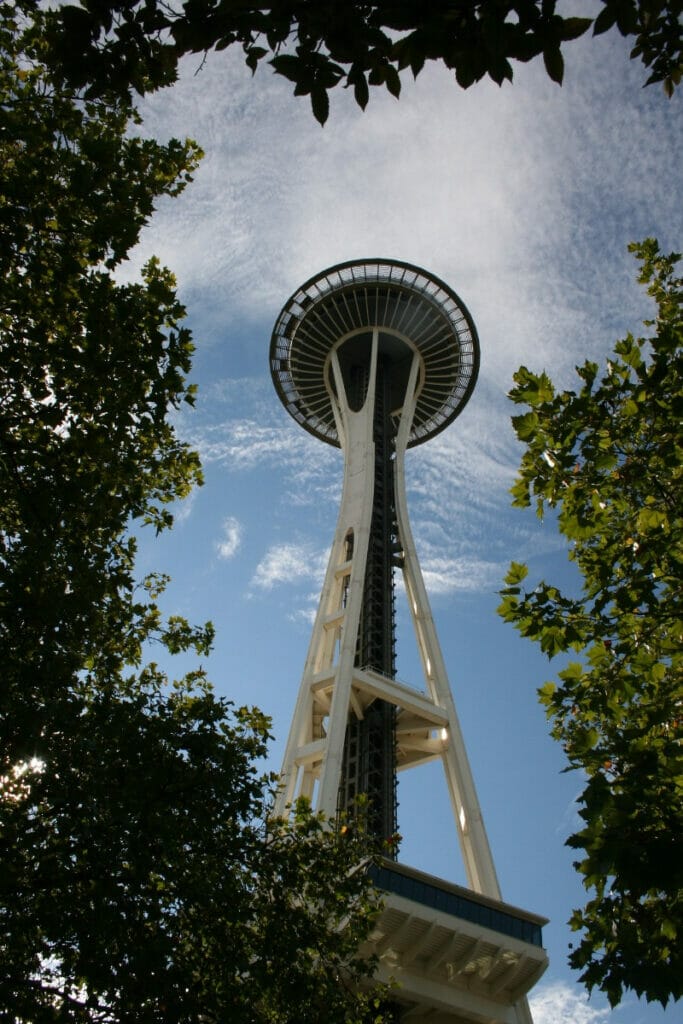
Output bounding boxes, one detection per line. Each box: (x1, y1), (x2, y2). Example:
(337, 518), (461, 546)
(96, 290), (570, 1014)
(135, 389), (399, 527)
(338, 355), (398, 844)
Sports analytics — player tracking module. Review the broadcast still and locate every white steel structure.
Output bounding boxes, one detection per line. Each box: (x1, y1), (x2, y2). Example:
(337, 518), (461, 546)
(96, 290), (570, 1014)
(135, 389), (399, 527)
(270, 260), (547, 1024)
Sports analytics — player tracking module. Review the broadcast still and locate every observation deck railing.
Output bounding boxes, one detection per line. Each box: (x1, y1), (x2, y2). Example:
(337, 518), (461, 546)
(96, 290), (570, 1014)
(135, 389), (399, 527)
(369, 860), (545, 947)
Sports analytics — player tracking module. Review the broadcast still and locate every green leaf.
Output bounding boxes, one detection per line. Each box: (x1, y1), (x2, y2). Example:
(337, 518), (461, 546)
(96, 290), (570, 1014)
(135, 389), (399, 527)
(504, 561), (529, 586)
(540, 625), (566, 657)
(636, 507), (668, 532)
(538, 681), (557, 704)
(559, 661), (584, 682)
(511, 410), (539, 440)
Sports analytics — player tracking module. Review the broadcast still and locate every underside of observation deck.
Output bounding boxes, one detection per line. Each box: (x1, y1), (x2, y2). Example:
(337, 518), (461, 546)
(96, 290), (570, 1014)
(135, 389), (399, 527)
(270, 259), (479, 448)
(363, 862), (548, 1024)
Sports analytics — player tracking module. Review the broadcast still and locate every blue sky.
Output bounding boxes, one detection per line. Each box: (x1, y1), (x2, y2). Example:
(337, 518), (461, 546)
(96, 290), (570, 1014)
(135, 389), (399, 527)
(128, 16), (681, 1024)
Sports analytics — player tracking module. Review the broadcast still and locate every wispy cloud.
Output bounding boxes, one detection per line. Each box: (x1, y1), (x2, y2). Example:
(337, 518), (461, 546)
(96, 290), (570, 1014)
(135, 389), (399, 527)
(187, 420), (307, 468)
(530, 980), (611, 1024)
(178, 401), (340, 499)
(130, 32), (680, 370)
(215, 516), (242, 560)
(251, 542), (328, 591)
(421, 554), (504, 596)
(287, 605), (318, 627)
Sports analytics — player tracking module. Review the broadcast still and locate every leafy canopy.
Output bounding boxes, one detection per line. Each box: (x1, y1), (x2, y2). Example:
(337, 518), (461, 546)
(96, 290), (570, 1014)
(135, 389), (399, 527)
(1, 7), (387, 1021)
(498, 240), (683, 1007)
(29, 0), (683, 124)
(2, 692), (388, 1023)
(1, 0), (204, 716)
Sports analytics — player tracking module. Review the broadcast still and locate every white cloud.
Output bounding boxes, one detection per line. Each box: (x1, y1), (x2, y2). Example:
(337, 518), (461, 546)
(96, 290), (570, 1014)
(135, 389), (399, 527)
(181, 413), (339, 485)
(530, 980), (611, 1024)
(130, 32), (680, 371)
(215, 516), (242, 560)
(251, 542), (327, 591)
(287, 606), (318, 627)
(421, 555), (504, 596)
(251, 543), (500, 600)
(188, 420), (305, 468)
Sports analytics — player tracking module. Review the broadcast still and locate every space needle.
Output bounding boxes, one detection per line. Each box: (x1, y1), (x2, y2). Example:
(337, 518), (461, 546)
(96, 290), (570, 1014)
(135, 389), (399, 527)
(270, 259), (547, 1024)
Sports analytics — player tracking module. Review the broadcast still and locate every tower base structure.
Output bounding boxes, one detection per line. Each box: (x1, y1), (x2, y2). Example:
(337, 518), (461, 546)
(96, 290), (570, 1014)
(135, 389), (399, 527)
(269, 260), (548, 1024)
(363, 862), (546, 1024)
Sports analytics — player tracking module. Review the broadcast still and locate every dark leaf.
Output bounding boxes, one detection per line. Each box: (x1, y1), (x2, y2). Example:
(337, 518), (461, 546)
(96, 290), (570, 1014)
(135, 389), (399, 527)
(561, 17), (593, 41)
(310, 86), (329, 125)
(593, 5), (618, 36)
(270, 53), (304, 84)
(543, 45), (565, 84)
(351, 69), (369, 110)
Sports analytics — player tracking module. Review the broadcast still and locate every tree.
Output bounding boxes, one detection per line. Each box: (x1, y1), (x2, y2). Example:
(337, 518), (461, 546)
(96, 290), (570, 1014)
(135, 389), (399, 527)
(21, 0), (683, 125)
(498, 240), (682, 1008)
(1, 8), (386, 1020)
(1, 0), (203, 723)
(1, 685), (386, 1023)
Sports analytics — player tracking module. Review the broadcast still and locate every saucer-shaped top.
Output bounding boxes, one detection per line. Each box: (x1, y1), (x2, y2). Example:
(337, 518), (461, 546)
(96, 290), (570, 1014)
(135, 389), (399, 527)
(270, 259), (479, 448)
